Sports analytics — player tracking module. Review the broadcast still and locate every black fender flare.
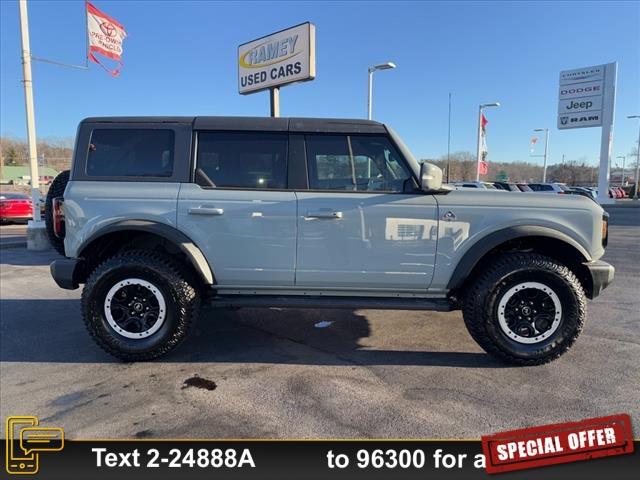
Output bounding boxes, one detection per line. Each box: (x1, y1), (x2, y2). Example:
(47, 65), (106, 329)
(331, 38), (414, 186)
(446, 225), (591, 290)
(77, 220), (215, 285)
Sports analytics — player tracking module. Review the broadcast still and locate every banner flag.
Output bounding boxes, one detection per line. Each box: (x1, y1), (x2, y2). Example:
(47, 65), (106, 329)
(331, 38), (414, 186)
(530, 136), (538, 154)
(86, 1), (127, 76)
(480, 113), (489, 164)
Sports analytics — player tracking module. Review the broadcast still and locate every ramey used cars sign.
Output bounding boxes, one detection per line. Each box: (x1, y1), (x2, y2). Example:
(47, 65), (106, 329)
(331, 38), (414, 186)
(238, 22), (316, 94)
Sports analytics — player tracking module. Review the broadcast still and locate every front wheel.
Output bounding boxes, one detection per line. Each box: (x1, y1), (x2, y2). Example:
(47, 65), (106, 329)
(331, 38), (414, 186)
(462, 253), (586, 366)
(81, 250), (200, 361)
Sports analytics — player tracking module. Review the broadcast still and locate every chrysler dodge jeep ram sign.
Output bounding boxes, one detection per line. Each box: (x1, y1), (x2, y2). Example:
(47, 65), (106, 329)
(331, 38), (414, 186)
(238, 22), (316, 94)
(557, 63), (615, 130)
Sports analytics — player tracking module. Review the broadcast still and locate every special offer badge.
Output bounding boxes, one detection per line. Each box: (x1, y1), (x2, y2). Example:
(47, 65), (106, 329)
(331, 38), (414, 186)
(482, 414), (634, 474)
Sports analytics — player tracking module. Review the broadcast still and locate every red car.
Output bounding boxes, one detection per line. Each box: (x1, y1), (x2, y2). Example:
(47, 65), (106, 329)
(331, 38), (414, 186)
(0, 192), (33, 223)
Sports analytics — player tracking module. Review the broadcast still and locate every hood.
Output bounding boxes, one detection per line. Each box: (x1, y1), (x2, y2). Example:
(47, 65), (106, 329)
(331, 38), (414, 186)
(438, 189), (603, 213)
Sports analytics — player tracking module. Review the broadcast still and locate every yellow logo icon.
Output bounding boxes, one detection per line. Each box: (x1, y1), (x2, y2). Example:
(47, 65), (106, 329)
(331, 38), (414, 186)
(6, 416), (64, 475)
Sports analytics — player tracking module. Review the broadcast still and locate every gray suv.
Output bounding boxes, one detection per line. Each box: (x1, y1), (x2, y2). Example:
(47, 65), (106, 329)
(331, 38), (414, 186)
(48, 116), (614, 365)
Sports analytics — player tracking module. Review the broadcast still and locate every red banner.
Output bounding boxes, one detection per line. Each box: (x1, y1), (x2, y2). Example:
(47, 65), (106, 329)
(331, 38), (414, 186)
(482, 414), (634, 474)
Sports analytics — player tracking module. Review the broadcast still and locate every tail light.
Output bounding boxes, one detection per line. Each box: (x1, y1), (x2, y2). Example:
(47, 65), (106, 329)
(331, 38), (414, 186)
(601, 212), (609, 248)
(53, 197), (65, 238)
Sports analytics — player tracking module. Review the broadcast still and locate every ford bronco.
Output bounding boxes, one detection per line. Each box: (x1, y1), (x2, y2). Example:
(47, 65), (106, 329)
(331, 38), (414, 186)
(47, 116), (614, 365)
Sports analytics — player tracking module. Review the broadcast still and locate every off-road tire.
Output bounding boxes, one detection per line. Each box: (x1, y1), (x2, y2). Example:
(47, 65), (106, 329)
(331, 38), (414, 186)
(462, 253), (586, 366)
(82, 250), (200, 361)
(44, 169), (70, 256)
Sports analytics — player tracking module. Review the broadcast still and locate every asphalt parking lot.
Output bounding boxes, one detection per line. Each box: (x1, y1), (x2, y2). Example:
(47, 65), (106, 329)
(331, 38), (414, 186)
(1, 207), (638, 439)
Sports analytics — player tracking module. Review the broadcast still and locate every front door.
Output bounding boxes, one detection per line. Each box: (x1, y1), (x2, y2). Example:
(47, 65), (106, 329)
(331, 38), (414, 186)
(178, 131), (296, 287)
(295, 134), (438, 292)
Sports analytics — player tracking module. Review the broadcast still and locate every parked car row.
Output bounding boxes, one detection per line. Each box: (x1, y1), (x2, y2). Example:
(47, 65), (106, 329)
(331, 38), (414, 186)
(450, 181), (633, 204)
(609, 186), (628, 199)
(452, 181), (564, 193)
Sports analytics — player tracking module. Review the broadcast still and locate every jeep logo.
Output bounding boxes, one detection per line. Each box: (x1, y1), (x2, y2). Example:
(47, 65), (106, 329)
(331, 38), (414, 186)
(565, 100), (593, 111)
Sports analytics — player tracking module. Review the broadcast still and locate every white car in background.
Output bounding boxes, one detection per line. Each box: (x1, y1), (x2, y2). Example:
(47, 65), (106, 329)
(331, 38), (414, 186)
(453, 181), (500, 190)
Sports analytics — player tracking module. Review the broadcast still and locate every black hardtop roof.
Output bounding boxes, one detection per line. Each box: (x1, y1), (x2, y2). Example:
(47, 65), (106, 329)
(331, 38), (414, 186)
(80, 116), (387, 134)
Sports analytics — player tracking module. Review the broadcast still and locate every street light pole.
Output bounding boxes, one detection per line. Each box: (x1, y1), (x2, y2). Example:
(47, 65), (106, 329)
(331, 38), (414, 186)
(628, 115), (640, 200)
(446, 92), (452, 183)
(616, 156), (626, 186)
(367, 62), (396, 120)
(476, 102), (500, 181)
(533, 128), (550, 182)
(18, 0), (47, 250)
(367, 70), (373, 120)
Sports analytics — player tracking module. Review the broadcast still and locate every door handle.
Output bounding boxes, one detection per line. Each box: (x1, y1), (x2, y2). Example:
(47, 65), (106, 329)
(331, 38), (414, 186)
(188, 206), (224, 216)
(306, 209), (343, 219)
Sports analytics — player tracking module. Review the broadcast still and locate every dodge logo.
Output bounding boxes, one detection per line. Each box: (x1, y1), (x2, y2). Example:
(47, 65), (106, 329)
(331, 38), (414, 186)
(100, 22), (116, 37)
(560, 117), (568, 125)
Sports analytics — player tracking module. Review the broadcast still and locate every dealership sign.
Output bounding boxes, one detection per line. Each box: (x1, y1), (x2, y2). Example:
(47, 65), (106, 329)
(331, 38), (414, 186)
(557, 64), (614, 130)
(238, 22), (316, 94)
(557, 62), (617, 205)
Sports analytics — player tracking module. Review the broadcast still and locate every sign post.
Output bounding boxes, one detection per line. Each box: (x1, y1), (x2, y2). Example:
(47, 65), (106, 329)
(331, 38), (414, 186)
(557, 62), (617, 204)
(18, 0), (48, 250)
(270, 87), (280, 118)
(238, 22), (316, 117)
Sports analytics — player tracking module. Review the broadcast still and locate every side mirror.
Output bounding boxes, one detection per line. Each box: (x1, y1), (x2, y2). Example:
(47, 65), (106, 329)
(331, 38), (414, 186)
(419, 162), (443, 192)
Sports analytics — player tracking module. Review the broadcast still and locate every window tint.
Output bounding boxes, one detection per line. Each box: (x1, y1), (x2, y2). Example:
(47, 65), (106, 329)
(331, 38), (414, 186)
(306, 135), (412, 192)
(196, 132), (287, 189)
(87, 129), (174, 177)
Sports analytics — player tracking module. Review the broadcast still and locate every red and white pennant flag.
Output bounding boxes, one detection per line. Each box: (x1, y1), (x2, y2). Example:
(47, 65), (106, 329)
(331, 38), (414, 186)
(86, 1), (127, 76)
(479, 113), (489, 175)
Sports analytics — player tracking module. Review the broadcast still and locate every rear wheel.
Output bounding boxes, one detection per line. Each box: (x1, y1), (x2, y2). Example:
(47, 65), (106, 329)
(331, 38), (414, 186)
(462, 253), (586, 366)
(81, 250), (200, 361)
(44, 170), (70, 256)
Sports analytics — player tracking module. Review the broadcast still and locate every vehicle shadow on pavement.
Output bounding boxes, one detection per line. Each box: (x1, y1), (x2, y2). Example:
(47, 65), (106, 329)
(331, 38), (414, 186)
(0, 299), (512, 368)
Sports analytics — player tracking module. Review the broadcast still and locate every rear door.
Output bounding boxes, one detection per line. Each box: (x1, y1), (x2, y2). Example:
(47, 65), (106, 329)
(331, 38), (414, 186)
(295, 134), (438, 292)
(177, 130), (297, 287)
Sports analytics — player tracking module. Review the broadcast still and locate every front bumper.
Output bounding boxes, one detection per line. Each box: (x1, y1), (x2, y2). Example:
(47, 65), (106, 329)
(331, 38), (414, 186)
(50, 258), (83, 290)
(584, 260), (615, 299)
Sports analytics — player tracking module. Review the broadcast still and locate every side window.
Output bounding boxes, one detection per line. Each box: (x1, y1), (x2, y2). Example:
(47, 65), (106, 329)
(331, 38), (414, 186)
(306, 135), (412, 192)
(87, 129), (174, 177)
(196, 132), (287, 189)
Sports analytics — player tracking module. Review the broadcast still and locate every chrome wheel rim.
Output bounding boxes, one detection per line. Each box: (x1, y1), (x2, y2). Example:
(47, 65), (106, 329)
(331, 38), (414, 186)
(497, 281), (562, 344)
(104, 278), (166, 339)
